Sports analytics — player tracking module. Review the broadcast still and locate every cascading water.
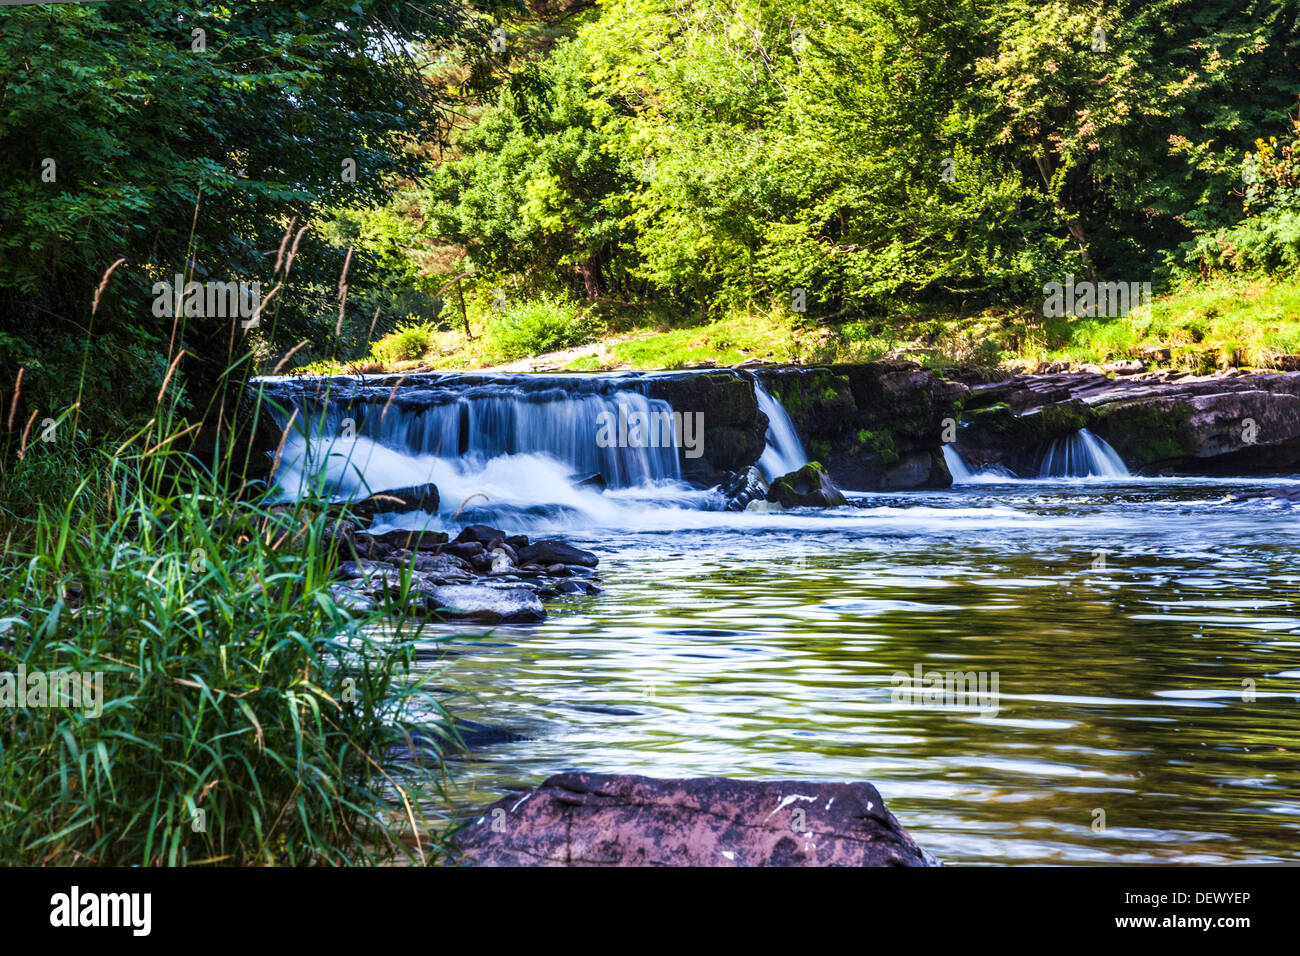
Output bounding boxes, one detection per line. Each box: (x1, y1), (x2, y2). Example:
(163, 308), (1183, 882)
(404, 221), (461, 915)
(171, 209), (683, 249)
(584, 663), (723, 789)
(752, 378), (809, 482)
(1038, 428), (1131, 479)
(942, 445), (1016, 484)
(255, 372), (717, 529)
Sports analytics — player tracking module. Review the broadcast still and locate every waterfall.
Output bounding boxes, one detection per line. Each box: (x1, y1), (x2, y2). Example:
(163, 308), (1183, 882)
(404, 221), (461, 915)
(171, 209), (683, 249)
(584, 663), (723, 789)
(943, 445), (975, 482)
(943, 445), (1016, 484)
(251, 372), (729, 529)
(1038, 429), (1131, 479)
(257, 374), (686, 502)
(752, 379), (809, 482)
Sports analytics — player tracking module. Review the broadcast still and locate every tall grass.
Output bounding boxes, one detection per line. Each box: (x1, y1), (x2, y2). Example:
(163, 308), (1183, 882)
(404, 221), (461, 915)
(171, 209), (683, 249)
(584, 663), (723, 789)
(1, 346), (453, 865)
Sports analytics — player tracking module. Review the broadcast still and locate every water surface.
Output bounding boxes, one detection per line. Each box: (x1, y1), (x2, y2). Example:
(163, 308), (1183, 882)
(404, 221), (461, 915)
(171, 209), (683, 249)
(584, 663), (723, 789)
(420, 477), (1300, 865)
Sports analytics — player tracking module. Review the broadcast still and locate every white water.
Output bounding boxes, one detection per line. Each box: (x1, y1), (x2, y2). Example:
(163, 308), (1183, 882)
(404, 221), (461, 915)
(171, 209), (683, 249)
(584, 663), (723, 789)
(942, 445), (1017, 484)
(753, 379), (809, 482)
(263, 374), (1135, 534)
(265, 372), (824, 529)
(1038, 428), (1131, 479)
(943, 430), (1130, 483)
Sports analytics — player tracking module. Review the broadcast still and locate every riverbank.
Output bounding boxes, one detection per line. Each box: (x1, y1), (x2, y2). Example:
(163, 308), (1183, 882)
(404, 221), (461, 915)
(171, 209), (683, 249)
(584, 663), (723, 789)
(304, 275), (1300, 379)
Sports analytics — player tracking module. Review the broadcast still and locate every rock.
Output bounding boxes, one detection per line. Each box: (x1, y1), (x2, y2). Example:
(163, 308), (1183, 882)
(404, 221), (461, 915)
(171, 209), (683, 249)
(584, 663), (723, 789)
(455, 524), (508, 545)
(1106, 360), (1145, 375)
(328, 582), (376, 612)
(766, 462), (848, 508)
(334, 559), (384, 581)
(722, 465), (768, 511)
(452, 773), (937, 867)
(444, 540), (485, 561)
(1140, 346), (1172, 363)
(391, 719), (531, 763)
(426, 585), (546, 624)
(412, 552), (471, 574)
(486, 538), (518, 563)
(517, 539), (600, 568)
(572, 472), (608, 491)
(321, 517), (356, 548)
(348, 483), (439, 518)
(645, 370), (767, 481)
(1096, 387), (1300, 472)
(357, 529), (450, 552)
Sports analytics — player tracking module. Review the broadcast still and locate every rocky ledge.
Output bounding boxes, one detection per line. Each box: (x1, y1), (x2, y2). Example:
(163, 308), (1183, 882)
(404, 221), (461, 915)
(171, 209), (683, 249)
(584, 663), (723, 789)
(954, 368), (1300, 475)
(451, 772), (938, 867)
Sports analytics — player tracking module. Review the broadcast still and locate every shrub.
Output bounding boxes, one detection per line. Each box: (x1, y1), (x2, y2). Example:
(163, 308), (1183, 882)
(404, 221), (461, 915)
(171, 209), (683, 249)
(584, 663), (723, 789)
(482, 293), (599, 362)
(371, 319), (440, 365)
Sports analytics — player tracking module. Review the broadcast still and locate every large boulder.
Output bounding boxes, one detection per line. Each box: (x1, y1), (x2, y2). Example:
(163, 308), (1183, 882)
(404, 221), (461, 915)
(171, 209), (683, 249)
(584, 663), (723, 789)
(766, 462), (848, 508)
(452, 772), (938, 867)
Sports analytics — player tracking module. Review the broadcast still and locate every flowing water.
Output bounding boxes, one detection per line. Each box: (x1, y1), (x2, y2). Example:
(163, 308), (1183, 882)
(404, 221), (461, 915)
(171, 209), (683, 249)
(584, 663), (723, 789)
(259, 372), (1300, 865)
(1038, 428), (1132, 479)
(753, 378), (809, 482)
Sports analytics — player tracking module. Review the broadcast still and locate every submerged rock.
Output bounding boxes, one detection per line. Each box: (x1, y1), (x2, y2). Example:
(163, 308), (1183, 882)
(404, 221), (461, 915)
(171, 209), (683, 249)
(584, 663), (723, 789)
(427, 584), (546, 624)
(766, 462), (848, 508)
(572, 472), (608, 491)
(452, 772), (937, 867)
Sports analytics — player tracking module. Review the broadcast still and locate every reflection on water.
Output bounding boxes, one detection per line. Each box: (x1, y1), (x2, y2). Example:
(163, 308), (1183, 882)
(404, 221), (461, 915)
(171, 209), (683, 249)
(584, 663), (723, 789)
(418, 478), (1300, 865)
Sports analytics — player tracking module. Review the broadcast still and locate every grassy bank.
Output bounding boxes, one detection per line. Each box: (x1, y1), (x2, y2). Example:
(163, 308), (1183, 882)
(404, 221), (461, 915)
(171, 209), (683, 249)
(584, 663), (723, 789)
(0, 394), (452, 865)
(315, 275), (1300, 377)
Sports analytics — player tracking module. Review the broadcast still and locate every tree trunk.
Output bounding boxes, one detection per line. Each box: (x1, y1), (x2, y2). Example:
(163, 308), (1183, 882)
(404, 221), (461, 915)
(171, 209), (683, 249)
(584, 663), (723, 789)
(579, 253), (601, 299)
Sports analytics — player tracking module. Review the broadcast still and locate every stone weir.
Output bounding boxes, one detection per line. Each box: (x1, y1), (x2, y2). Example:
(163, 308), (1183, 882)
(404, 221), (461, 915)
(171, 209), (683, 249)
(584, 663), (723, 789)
(249, 363), (967, 493)
(951, 368), (1300, 476)
(248, 362), (1300, 496)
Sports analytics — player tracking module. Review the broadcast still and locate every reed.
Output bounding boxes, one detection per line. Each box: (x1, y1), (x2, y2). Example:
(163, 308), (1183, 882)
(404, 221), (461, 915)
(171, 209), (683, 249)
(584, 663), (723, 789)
(0, 352), (454, 866)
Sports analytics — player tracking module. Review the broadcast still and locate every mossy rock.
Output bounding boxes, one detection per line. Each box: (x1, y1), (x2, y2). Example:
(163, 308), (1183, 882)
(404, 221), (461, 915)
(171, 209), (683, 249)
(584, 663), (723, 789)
(1091, 400), (1199, 468)
(958, 399), (1095, 474)
(766, 461), (849, 508)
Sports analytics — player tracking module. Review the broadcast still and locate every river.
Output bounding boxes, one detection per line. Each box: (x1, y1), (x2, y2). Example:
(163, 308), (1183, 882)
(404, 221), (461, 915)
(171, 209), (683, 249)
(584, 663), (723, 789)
(419, 476), (1300, 865)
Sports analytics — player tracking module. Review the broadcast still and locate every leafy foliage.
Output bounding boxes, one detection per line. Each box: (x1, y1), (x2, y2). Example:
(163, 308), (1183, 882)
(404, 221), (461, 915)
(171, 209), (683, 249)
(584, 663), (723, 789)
(483, 290), (598, 360)
(0, 0), (482, 428)
(427, 0), (1300, 319)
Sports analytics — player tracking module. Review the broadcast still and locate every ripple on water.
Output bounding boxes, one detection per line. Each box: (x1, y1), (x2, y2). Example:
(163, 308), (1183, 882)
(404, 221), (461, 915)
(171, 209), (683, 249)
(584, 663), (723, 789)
(433, 479), (1300, 865)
